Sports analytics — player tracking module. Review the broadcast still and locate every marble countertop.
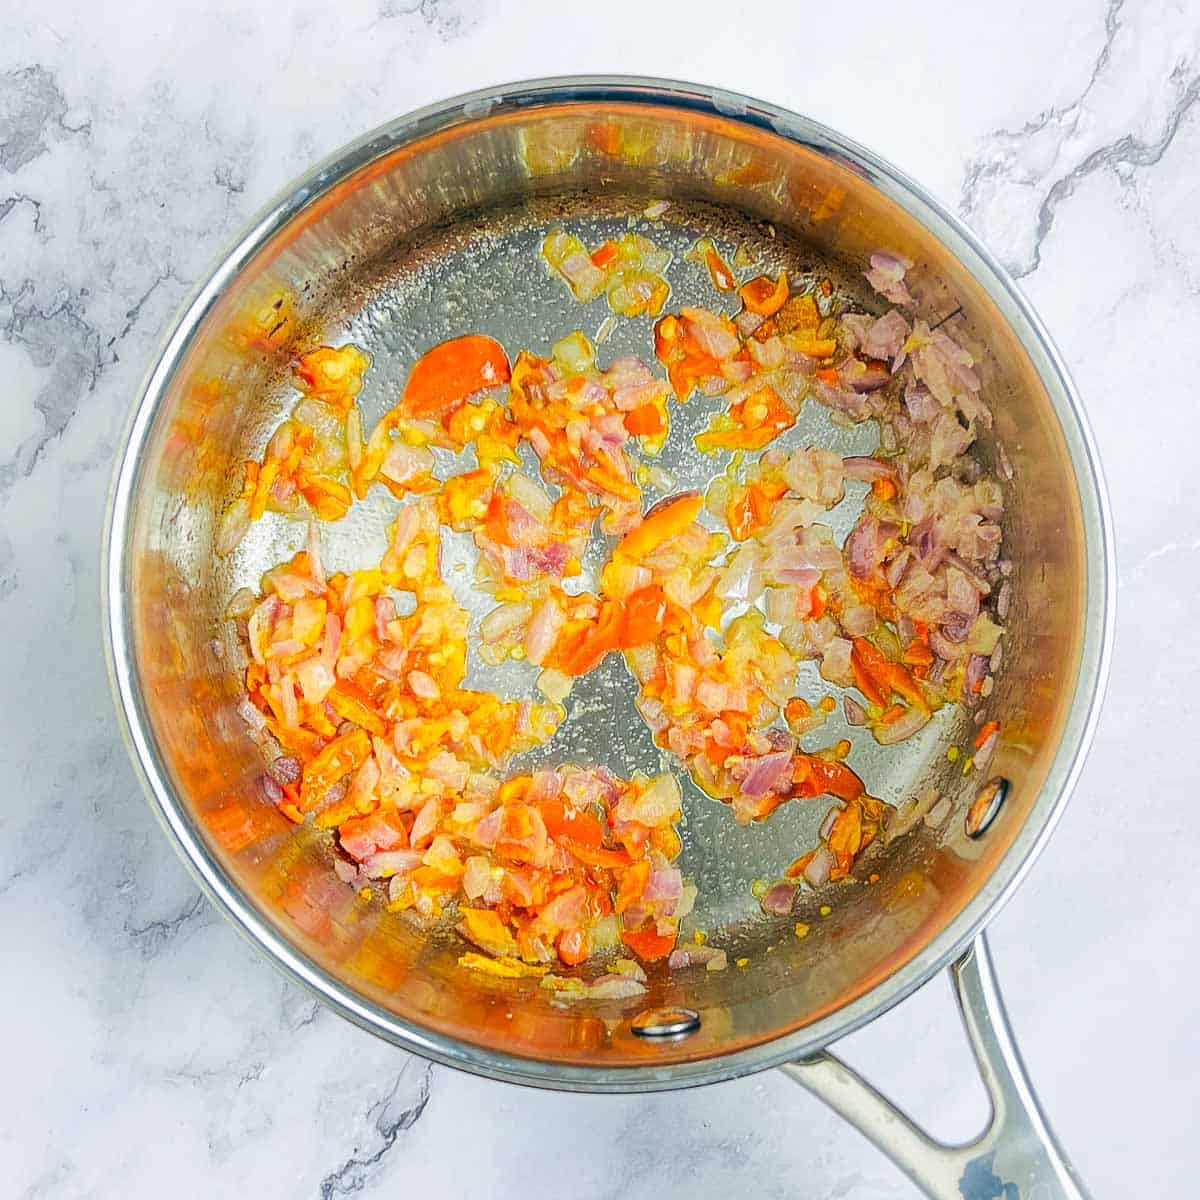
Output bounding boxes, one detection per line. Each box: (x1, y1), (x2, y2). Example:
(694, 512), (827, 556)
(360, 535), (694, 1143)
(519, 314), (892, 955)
(2, 1), (1192, 1195)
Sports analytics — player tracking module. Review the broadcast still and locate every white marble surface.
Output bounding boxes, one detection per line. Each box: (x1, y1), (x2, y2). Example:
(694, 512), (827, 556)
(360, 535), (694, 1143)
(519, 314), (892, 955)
(1, 1), (1193, 1195)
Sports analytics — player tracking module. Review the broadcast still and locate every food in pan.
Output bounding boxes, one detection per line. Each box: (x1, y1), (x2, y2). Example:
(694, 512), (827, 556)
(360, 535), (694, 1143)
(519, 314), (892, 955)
(220, 231), (1007, 986)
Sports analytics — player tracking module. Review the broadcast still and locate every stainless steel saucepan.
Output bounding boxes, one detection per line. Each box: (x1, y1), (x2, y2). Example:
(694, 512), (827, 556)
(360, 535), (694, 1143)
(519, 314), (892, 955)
(103, 77), (1113, 1199)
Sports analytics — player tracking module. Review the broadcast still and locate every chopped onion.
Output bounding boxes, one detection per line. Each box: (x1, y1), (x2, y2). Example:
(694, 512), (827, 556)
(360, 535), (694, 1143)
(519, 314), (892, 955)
(803, 845), (835, 887)
(269, 755), (302, 785)
(224, 587), (257, 620)
(925, 795), (953, 827)
(864, 252), (914, 306)
(525, 596), (564, 666)
(964, 654), (989, 698)
(237, 696), (267, 733)
(536, 668), (572, 703)
(873, 705), (930, 745)
(361, 849), (423, 879)
(668, 945), (728, 971)
(644, 867), (683, 902)
(996, 580), (1012, 621)
(739, 750), (793, 797)
(760, 880), (799, 916)
(586, 976), (647, 1000)
(819, 805), (842, 840)
(974, 729), (999, 771)
(842, 456), (895, 483)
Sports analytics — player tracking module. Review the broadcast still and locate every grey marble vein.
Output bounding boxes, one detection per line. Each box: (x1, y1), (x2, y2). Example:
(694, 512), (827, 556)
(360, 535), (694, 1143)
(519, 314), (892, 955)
(0, 65), (69, 171)
(124, 892), (209, 959)
(960, 0), (1200, 277)
(319, 1063), (434, 1199)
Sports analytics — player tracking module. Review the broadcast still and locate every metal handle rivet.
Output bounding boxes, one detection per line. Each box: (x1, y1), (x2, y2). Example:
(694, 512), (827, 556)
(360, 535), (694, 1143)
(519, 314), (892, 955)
(966, 777), (1009, 839)
(631, 1007), (701, 1039)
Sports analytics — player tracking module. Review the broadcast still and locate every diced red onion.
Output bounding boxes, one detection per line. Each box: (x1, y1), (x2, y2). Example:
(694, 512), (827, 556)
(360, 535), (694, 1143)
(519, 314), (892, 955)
(842, 456), (895, 483)
(560, 251), (605, 297)
(864, 252), (915, 306)
(735, 310), (764, 337)
(841, 359), (892, 394)
(946, 567), (981, 619)
(333, 859), (359, 885)
(845, 518), (888, 578)
(904, 384), (940, 425)
(473, 807), (503, 848)
(944, 553), (992, 595)
(408, 670), (440, 701)
(843, 696), (867, 726)
(237, 696), (267, 732)
(974, 730), (999, 771)
(760, 881), (799, 916)
(803, 845), (835, 886)
(821, 638), (854, 687)
(739, 750), (794, 798)
(996, 580), (1012, 621)
(361, 849), (423, 879)
(873, 705), (930, 745)
(668, 945), (728, 970)
(682, 309), (739, 359)
(259, 773), (283, 803)
(587, 976), (647, 1000)
(269, 755), (302, 785)
(861, 310), (909, 361)
(964, 654), (989, 699)
(841, 604), (877, 637)
(644, 867), (684, 902)
(885, 549), (912, 589)
(819, 805), (842, 840)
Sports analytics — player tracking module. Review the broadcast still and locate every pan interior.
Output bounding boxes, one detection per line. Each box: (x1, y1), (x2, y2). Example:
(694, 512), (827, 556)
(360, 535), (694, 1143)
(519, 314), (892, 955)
(115, 94), (1094, 1083)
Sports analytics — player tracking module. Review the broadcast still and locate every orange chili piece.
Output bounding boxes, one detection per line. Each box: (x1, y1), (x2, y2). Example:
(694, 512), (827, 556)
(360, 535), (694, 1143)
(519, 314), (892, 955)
(739, 272), (789, 317)
(852, 637), (928, 712)
(615, 860), (651, 914)
(975, 720), (1001, 750)
(557, 928), (589, 966)
(621, 925), (677, 961)
(567, 844), (635, 870)
(299, 727), (371, 811)
(794, 754), (865, 803)
(695, 386), (794, 453)
(590, 241), (619, 269)
(539, 798), (605, 849)
(705, 248), (736, 291)
(556, 602), (623, 676)
(400, 334), (511, 421)
(620, 584), (668, 648)
(623, 402), (666, 437)
(615, 493), (702, 560)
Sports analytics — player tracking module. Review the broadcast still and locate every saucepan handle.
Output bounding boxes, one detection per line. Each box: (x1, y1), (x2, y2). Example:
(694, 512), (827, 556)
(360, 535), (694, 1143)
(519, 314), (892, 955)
(781, 933), (1089, 1199)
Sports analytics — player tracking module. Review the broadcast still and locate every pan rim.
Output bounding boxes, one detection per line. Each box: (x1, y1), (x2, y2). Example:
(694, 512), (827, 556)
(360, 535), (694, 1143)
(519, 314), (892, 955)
(102, 74), (1115, 1092)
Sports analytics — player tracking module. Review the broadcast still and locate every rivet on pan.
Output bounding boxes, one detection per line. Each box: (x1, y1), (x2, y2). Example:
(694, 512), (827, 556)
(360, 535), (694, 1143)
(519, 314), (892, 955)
(631, 1007), (701, 1039)
(966, 777), (1009, 839)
